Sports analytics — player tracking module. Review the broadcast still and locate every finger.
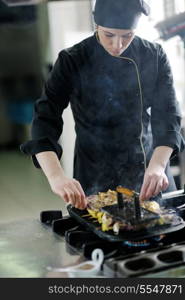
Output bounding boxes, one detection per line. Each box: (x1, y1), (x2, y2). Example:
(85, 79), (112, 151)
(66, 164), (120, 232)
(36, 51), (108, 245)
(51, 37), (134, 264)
(68, 183), (84, 209)
(153, 179), (163, 196)
(80, 193), (87, 210)
(76, 195), (86, 210)
(74, 189), (83, 209)
(73, 179), (86, 197)
(61, 192), (70, 204)
(144, 178), (158, 200)
(140, 176), (150, 200)
(63, 187), (76, 206)
(81, 197), (88, 210)
(73, 180), (87, 209)
(56, 188), (70, 204)
(67, 181), (81, 209)
(162, 177), (169, 191)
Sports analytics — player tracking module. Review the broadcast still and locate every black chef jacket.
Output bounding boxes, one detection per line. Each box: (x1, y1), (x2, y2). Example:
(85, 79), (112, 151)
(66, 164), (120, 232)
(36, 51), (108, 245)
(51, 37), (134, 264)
(21, 34), (185, 195)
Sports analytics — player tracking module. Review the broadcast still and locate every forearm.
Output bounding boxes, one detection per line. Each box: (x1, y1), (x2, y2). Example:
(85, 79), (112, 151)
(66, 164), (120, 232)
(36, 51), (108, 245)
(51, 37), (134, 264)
(148, 146), (173, 170)
(36, 151), (65, 182)
(35, 151), (87, 209)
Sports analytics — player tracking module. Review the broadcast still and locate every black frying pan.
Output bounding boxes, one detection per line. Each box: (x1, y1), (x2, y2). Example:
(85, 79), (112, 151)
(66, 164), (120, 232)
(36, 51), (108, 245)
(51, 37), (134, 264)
(67, 204), (185, 242)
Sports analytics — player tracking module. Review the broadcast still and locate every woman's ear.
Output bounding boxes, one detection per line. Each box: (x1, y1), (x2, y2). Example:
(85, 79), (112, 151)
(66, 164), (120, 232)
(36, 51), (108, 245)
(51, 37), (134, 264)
(95, 30), (99, 42)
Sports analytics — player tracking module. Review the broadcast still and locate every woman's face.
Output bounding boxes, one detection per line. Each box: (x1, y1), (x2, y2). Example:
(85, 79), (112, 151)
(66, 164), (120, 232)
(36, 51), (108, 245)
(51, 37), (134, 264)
(97, 25), (135, 56)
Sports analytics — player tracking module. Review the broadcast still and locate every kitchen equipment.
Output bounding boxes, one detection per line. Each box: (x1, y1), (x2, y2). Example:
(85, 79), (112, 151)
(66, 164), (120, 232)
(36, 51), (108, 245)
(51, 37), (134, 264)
(134, 193), (142, 220)
(67, 204), (185, 241)
(117, 191), (124, 210)
(116, 189), (141, 220)
(47, 248), (104, 278)
(69, 186), (185, 241)
(40, 188), (185, 278)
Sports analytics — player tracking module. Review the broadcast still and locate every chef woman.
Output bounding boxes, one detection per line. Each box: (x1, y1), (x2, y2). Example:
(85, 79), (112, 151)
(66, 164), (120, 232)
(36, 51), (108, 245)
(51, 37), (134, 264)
(21, 0), (184, 209)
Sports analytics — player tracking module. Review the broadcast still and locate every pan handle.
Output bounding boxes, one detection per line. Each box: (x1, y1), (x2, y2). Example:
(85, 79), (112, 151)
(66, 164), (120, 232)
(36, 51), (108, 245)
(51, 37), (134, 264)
(176, 203), (185, 211)
(162, 189), (184, 199)
(166, 204), (185, 214)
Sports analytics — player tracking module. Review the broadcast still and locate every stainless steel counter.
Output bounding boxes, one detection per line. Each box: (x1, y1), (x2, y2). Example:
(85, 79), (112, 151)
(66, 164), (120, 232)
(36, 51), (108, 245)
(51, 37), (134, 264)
(1, 217), (185, 278)
(0, 218), (82, 278)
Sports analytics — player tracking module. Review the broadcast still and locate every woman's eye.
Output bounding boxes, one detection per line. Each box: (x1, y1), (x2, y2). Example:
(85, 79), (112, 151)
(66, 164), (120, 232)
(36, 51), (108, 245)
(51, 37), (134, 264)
(105, 34), (114, 38)
(125, 34), (133, 39)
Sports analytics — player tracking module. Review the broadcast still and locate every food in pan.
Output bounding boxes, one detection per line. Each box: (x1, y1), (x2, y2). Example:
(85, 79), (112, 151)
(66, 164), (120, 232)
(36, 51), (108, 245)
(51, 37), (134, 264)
(116, 186), (136, 197)
(142, 201), (161, 214)
(101, 214), (113, 232)
(87, 190), (117, 210)
(112, 213), (177, 235)
(93, 211), (173, 235)
(87, 189), (161, 214)
(85, 188), (175, 235)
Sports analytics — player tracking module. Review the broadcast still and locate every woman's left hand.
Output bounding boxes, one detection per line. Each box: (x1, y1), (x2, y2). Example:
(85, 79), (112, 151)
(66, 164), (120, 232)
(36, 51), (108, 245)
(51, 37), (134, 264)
(139, 166), (169, 201)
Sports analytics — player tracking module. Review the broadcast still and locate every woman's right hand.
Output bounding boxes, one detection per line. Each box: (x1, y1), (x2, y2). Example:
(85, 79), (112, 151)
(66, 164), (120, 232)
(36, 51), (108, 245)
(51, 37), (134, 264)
(48, 174), (87, 210)
(35, 152), (87, 210)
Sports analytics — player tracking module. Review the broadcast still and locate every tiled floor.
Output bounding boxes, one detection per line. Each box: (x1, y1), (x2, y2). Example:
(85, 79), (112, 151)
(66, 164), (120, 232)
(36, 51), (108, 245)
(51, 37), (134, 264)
(0, 150), (67, 224)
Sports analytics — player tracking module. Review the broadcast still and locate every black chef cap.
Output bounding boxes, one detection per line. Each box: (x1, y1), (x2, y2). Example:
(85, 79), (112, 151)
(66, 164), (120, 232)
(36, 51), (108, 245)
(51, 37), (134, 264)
(93, 0), (150, 29)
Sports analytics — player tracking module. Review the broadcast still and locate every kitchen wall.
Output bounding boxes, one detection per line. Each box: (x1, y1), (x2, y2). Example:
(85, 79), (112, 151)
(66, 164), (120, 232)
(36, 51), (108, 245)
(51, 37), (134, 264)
(0, 2), (51, 146)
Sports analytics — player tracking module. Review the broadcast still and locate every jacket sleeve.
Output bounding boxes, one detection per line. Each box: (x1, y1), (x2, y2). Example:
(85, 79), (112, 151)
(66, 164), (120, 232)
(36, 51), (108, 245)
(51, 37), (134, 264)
(20, 50), (76, 168)
(151, 44), (185, 157)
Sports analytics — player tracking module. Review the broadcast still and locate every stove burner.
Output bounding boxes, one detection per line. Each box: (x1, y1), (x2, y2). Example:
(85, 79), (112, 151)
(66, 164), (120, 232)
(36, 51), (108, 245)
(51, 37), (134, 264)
(40, 188), (185, 278)
(122, 235), (165, 248)
(123, 240), (151, 248)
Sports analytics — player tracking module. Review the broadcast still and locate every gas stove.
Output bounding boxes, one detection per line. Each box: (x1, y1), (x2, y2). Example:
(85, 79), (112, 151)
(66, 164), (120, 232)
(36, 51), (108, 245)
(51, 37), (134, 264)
(40, 189), (185, 278)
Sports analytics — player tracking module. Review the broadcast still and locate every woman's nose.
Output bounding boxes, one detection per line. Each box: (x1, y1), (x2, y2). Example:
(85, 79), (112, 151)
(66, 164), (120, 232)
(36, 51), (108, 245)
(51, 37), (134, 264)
(112, 38), (123, 50)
